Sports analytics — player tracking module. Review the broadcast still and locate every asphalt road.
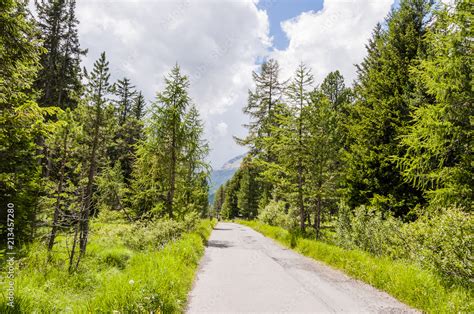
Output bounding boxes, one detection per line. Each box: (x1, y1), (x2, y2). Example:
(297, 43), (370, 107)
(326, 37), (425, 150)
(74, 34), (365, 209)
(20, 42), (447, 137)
(187, 222), (416, 313)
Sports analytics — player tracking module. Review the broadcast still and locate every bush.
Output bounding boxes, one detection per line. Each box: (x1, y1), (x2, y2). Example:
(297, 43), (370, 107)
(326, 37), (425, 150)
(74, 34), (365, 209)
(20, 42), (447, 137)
(0, 219), (217, 313)
(402, 208), (473, 285)
(124, 219), (185, 250)
(258, 200), (294, 228)
(336, 203), (473, 286)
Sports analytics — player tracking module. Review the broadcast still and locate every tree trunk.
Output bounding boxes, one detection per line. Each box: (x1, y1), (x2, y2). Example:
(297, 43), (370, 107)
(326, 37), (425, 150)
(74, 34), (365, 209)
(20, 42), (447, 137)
(314, 195), (322, 239)
(166, 119), (176, 219)
(68, 215), (80, 273)
(79, 103), (100, 258)
(298, 158), (305, 232)
(48, 130), (69, 251)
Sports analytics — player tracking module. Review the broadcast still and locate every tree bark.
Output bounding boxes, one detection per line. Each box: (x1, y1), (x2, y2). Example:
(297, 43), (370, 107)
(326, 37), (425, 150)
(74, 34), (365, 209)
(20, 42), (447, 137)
(48, 130), (69, 251)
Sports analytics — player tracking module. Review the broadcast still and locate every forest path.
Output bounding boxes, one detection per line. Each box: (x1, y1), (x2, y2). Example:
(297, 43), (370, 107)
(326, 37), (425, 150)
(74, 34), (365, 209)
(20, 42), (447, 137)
(187, 222), (416, 313)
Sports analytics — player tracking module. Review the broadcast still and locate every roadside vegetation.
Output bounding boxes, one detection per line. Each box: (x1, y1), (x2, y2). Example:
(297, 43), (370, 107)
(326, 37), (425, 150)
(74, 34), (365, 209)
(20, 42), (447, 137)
(1, 0), (212, 311)
(239, 220), (472, 313)
(216, 1), (473, 312)
(1, 213), (215, 313)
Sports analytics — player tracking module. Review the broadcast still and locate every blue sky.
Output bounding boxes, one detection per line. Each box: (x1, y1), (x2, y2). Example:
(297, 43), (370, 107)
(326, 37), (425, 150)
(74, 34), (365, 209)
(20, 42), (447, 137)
(258, 0), (324, 50)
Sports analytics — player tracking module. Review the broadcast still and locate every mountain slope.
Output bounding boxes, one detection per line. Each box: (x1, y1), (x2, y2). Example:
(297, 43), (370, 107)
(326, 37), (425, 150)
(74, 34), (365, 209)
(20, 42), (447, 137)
(208, 154), (245, 204)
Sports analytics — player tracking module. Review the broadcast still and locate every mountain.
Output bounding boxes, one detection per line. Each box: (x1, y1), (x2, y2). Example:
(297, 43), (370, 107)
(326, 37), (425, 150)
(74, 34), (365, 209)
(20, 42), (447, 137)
(208, 154), (245, 204)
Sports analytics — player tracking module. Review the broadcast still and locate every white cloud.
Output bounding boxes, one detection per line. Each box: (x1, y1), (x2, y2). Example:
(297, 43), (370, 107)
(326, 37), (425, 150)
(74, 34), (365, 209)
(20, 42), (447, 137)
(272, 0), (393, 84)
(76, 0), (269, 168)
(60, 0), (394, 168)
(215, 122), (228, 137)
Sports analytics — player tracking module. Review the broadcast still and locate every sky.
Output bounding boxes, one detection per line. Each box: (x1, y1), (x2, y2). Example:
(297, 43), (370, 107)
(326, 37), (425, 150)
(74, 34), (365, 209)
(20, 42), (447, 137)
(73, 0), (396, 169)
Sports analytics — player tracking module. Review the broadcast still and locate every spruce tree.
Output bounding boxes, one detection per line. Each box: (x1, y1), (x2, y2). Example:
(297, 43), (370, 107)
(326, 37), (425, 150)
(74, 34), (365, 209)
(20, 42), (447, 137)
(221, 172), (241, 219)
(0, 0), (58, 245)
(35, 0), (86, 109)
(345, 0), (433, 216)
(109, 77), (142, 182)
(74, 52), (112, 265)
(213, 185), (226, 217)
(237, 158), (261, 219)
(320, 70), (351, 111)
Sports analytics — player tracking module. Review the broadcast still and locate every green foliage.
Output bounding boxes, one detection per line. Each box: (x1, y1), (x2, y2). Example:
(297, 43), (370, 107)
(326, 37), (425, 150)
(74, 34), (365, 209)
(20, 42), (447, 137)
(109, 77), (144, 182)
(124, 213), (199, 251)
(336, 204), (404, 257)
(0, 0), (59, 245)
(34, 0), (86, 109)
(96, 161), (128, 212)
(131, 65), (209, 219)
(402, 208), (473, 285)
(395, 0), (473, 209)
(257, 199), (294, 229)
(240, 220), (473, 313)
(0, 219), (216, 313)
(212, 184), (226, 216)
(344, 0), (433, 216)
(236, 158), (261, 219)
(336, 204), (473, 286)
(221, 169), (242, 219)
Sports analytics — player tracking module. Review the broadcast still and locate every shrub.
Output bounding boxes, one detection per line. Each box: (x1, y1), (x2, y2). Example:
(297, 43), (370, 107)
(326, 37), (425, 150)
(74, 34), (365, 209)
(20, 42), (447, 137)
(402, 208), (473, 285)
(258, 200), (293, 228)
(124, 219), (185, 250)
(0, 219), (216, 313)
(336, 203), (473, 286)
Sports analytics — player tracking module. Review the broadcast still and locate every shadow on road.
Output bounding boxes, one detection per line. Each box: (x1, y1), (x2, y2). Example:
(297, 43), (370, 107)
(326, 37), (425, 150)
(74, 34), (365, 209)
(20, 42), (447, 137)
(207, 240), (233, 248)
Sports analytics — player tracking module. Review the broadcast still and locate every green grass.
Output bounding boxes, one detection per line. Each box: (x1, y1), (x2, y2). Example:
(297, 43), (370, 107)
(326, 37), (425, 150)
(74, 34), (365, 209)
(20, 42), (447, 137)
(238, 220), (473, 313)
(0, 219), (216, 313)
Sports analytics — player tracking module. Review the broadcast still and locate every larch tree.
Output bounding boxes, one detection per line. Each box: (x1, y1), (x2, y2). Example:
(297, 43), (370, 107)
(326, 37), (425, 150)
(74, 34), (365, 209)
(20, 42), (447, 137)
(396, 0), (473, 210)
(131, 65), (209, 219)
(305, 89), (341, 238)
(45, 108), (83, 251)
(283, 63), (314, 231)
(237, 58), (285, 207)
(153, 64), (190, 218)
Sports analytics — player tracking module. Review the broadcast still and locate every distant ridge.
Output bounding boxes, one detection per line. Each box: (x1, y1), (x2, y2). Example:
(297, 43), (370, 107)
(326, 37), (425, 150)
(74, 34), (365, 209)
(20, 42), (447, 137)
(208, 154), (246, 204)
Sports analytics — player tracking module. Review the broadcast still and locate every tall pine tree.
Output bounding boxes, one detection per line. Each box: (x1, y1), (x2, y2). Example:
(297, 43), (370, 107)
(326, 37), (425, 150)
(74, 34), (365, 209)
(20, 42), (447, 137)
(35, 0), (86, 109)
(0, 0), (59, 245)
(345, 0), (433, 216)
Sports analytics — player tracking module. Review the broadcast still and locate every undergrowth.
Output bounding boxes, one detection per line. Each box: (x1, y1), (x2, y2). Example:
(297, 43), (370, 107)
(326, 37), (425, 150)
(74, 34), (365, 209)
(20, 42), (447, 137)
(0, 217), (216, 313)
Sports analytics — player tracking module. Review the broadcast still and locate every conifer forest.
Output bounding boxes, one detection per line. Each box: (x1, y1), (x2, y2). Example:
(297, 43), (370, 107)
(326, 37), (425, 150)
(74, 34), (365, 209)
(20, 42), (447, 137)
(0, 0), (472, 312)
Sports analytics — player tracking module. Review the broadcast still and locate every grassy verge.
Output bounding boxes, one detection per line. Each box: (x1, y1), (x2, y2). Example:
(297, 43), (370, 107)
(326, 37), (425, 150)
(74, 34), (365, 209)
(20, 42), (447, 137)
(1, 219), (216, 313)
(237, 220), (473, 313)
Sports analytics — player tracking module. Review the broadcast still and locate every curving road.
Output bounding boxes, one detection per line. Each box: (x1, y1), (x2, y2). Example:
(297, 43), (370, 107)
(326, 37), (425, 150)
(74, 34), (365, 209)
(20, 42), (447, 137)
(187, 222), (416, 313)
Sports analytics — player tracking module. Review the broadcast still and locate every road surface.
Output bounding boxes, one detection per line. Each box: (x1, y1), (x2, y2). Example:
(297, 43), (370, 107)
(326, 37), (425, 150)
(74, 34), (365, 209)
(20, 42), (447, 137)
(187, 222), (416, 313)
